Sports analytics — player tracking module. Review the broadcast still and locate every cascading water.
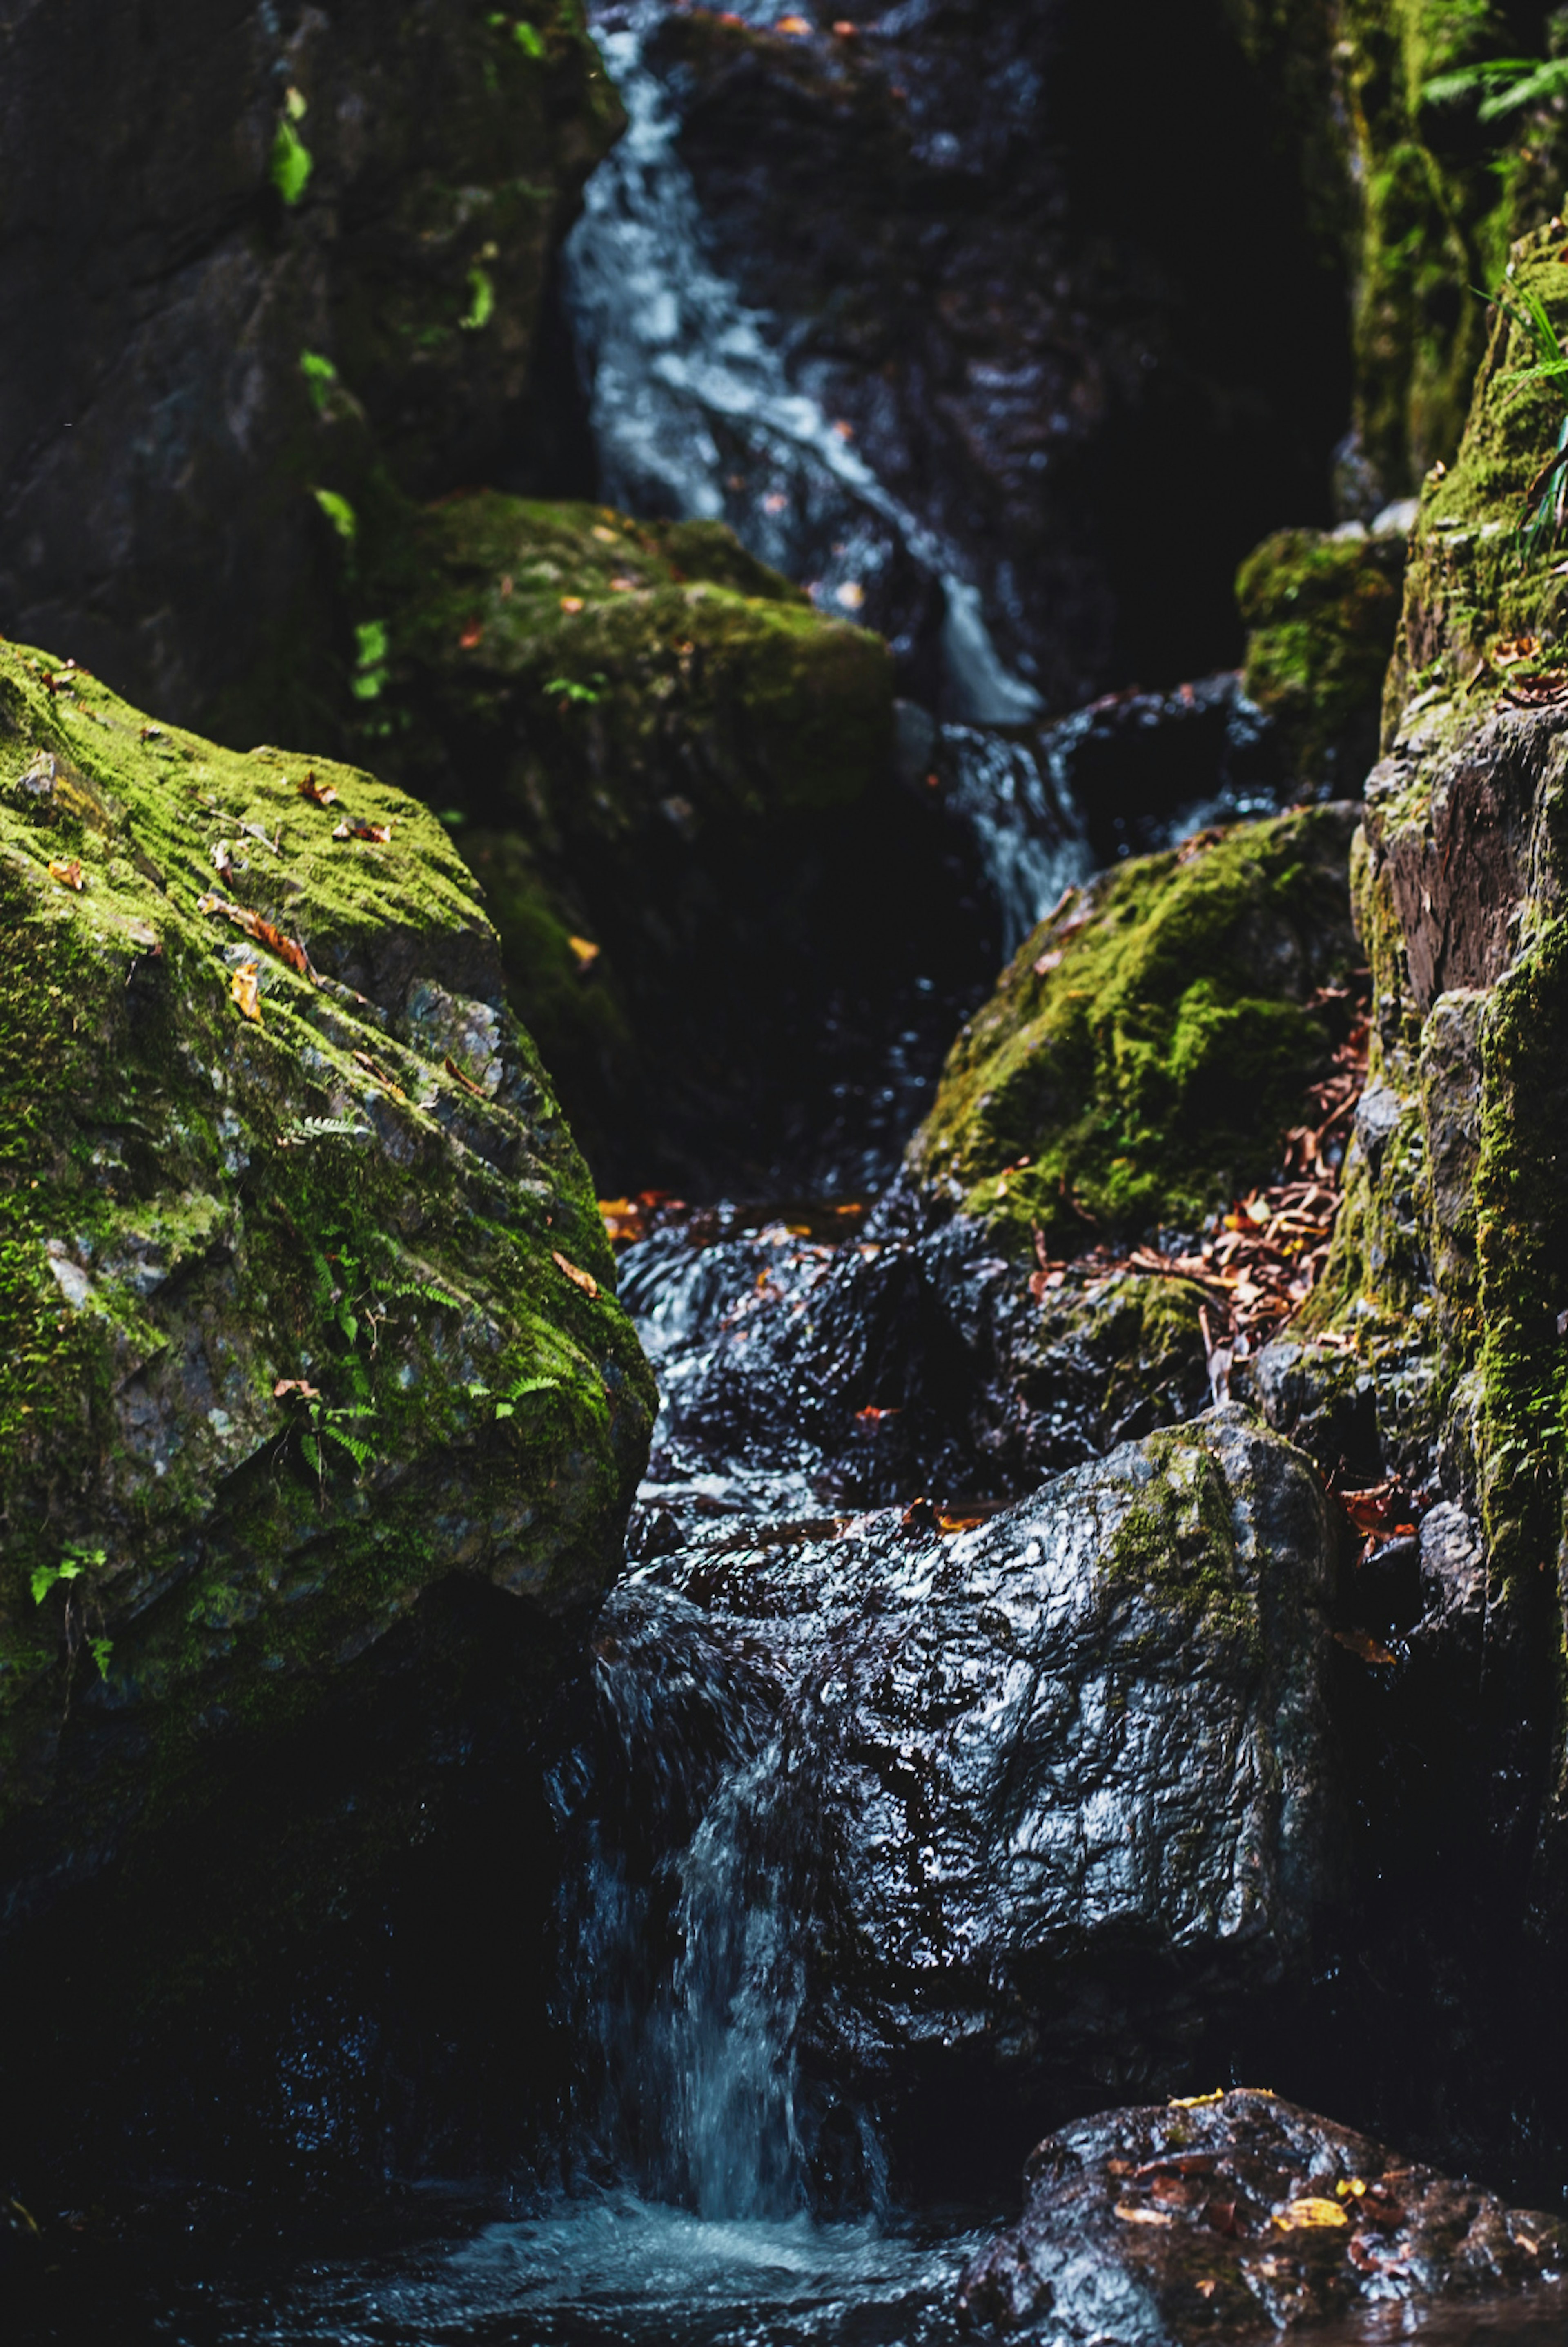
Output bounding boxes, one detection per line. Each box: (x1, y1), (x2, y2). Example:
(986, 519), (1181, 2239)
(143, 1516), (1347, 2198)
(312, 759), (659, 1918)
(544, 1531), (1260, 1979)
(564, 0), (1048, 738)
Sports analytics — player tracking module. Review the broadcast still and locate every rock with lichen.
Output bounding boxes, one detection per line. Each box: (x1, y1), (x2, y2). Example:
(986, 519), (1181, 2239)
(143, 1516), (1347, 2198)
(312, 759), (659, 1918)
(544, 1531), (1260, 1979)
(0, 638), (656, 2102)
(1236, 523), (1406, 791)
(905, 804), (1363, 1257)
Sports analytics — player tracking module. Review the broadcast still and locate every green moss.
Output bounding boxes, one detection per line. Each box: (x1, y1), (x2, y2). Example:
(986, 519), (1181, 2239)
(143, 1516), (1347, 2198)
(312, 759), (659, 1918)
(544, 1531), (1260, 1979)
(906, 807), (1360, 1253)
(0, 640), (655, 1860)
(1238, 526), (1405, 785)
(1107, 1429), (1263, 1658)
(365, 490), (892, 828)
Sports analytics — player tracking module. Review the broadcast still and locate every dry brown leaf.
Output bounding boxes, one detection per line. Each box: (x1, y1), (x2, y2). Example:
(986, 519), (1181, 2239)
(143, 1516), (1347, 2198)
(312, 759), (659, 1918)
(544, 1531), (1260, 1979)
(1114, 2205), (1173, 2227)
(47, 857), (84, 890)
(1334, 1628), (1398, 1667)
(552, 1249), (599, 1298)
(1275, 2198), (1350, 2230)
(332, 818), (394, 844)
(273, 1378), (321, 1400)
(298, 770), (340, 807)
(230, 962), (263, 1024)
(443, 1055), (488, 1100)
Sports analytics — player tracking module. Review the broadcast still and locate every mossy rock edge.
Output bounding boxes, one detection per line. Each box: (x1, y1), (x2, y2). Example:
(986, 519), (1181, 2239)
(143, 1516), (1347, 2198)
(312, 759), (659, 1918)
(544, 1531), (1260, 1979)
(0, 639), (657, 1984)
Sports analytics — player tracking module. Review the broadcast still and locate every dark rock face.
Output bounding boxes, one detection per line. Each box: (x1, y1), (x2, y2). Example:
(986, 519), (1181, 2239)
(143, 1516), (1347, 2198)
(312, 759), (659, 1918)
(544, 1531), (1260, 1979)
(956, 2089), (1565, 2343)
(630, 0), (1352, 708)
(0, 0), (620, 746)
(645, 1409), (1348, 2169)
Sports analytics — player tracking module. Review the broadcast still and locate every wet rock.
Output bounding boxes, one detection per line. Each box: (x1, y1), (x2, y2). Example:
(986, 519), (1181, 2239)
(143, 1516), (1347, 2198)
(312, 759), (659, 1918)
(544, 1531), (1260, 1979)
(653, 1408), (1348, 2144)
(0, 2), (621, 747)
(0, 640), (655, 2151)
(634, 0), (1353, 707)
(956, 2088), (1564, 2342)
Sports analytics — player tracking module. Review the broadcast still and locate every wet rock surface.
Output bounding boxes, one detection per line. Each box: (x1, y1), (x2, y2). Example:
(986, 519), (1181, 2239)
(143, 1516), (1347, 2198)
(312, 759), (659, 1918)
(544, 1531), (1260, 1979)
(636, 1407), (1348, 2169)
(956, 2088), (1565, 2342)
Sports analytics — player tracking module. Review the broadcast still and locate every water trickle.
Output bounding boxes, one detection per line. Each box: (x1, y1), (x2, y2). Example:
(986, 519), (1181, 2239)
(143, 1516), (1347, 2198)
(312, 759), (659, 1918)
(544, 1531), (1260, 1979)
(564, 0), (1042, 728)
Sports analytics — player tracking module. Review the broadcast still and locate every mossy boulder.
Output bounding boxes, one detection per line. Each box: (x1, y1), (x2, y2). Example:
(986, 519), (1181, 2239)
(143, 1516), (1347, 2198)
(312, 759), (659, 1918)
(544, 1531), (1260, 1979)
(0, 639), (655, 2078)
(1237, 522), (1406, 789)
(356, 491), (954, 1185)
(905, 806), (1362, 1255)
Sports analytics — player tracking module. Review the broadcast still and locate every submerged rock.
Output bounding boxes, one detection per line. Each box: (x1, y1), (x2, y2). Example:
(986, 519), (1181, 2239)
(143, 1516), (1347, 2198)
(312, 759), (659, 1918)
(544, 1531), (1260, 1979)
(956, 2088), (1564, 2342)
(0, 641), (655, 2143)
(648, 1407), (1348, 2170)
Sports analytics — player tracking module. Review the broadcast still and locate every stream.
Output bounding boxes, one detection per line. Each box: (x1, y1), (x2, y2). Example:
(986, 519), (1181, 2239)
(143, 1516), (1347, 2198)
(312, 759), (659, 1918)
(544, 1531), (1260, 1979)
(18, 11), (1568, 2347)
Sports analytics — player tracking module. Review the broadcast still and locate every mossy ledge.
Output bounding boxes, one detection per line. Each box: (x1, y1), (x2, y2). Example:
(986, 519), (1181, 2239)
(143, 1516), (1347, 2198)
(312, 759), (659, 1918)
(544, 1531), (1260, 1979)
(0, 638), (656, 2006)
(905, 805), (1361, 1254)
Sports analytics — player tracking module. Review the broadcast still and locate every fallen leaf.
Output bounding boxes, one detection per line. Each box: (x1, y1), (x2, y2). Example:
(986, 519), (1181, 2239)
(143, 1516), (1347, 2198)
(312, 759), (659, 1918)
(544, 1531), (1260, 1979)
(196, 891), (316, 981)
(608, 575), (637, 592)
(777, 12), (812, 28)
(937, 1510), (987, 1534)
(332, 818), (394, 843)
(568, 934), (601, 969)
(47, 857), (84, 890)
(1196, 2279), (1217, 2299)
(352, 1047), (407, 1102)
(1033, 948), (1064, 974)
(552, 1248), (599, 1299)
(459, 617), (484, 649)
(832, 17), (857, 31)
(591, 525), (620, 545)
(273, 1379), (322, 1400)
(1170, 2091), (1225, 2110)
(231, 961), (263, 1023)
(855, 1405), (901, 1423)
(599, 1197), (647, 1245)
(560, 595), (585, 614)
(1115, 2205), (1173, 2227)
(298, 770), (340, 807)
(1275, 2198), (1350, 2231)
(211, 839), (239, 883)
(443, 1055), (488, 1100)
(1334, 1628), (1398, 1667)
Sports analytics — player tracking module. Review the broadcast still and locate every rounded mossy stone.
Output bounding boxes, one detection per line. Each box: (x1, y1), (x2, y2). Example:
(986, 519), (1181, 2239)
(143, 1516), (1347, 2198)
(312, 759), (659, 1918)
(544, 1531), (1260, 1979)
(0, 640), (655, 1921)
(906, 806), (1361, 1253)
(366, 490), (895, 828)
(1238, 525), (1404, 786)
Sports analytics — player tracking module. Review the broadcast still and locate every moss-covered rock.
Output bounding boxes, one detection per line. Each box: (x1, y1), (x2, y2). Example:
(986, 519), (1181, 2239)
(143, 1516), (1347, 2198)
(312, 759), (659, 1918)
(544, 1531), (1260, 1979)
(905, 806), (1361, 1254)
(1238, 522), (1407, 788)
(0, 639), (655, 2024)
(351, 491), (942, 1184)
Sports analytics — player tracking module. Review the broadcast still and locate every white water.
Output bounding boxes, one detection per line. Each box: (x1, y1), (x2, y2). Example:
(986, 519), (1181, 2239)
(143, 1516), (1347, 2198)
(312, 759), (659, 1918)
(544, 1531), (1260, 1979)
(564, 0), (1044, 729)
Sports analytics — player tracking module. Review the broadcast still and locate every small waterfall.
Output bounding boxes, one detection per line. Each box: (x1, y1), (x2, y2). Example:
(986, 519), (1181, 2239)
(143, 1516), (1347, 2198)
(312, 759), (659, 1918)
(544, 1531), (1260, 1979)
(938, 724), (1092, 957)
(564, 0), (1042, 725)
(553, 1581), (813, 2219)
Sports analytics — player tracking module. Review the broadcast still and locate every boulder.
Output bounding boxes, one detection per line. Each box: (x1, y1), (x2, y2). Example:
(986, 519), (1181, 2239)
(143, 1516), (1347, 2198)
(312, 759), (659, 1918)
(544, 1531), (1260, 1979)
(0, 2), (622, 749)
(0, 638), (655, 2147)
(363, 492), (990, 1185)
(646, 1407), (1348, 2177)
(956, 2088), (1564, 2342)
(906, 805), (1362, 1256)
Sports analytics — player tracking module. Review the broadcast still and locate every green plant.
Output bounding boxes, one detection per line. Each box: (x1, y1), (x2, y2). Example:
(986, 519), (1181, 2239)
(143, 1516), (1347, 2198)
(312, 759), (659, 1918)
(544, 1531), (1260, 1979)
(312, 488), (357, 544)
(543, 672), (606, 706)
(352, 619), (390, 701)
(31, 1544), (113, 1682)
(460, 267), (496, 332)
(1489, 278), (1568, 556)
(271, 116), (313, 206)
(1423, 56), (1568, 122)
(299, 350), (339, 416)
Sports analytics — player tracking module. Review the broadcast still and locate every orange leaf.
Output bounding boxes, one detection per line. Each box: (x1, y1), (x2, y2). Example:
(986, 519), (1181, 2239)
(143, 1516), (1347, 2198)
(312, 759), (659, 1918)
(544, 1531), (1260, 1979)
(855, 1404), (901, 1423)
(1334, 1628), (1397, 1667)
(443, 1054), (488, 1100)
(47, 857), (84, 890)
(230, 961), (263, 1023)
(332, 818), (394, 843)
(459, 617), (484, 649)
(273, 1378), (321, 1400)
(568, 934), (601, 969)
(552, 1248), (599, 1299)
(777, 12), (812, 28)
(298, 770), (340, 807)
(560, 595), (585, 614)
